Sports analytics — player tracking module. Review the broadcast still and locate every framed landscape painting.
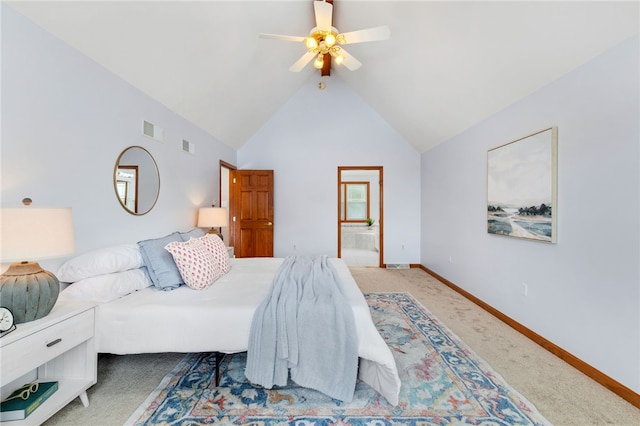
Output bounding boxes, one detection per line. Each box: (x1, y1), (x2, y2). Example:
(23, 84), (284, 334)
(487, 127), (557, 243)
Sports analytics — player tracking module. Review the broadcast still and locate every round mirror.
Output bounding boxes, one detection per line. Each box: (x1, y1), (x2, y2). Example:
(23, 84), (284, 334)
(113, 146), (160, 215)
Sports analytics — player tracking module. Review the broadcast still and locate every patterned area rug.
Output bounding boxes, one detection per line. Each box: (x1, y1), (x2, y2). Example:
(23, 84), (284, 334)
(126, 293), (551, 425)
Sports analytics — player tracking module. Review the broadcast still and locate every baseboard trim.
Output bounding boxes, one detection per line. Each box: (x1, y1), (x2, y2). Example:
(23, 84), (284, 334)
(419, 265), (640, 409)
(381, 264), (422, 269)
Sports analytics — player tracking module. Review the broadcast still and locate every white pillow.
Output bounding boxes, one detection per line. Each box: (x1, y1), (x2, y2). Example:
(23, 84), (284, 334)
(57, 268), (151, 303)
(57, 244), (143, 282)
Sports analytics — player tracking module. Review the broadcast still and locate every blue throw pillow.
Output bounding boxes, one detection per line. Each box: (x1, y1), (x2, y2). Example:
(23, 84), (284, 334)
(180, 228), (205, 241)
(138, 232), (184, 291)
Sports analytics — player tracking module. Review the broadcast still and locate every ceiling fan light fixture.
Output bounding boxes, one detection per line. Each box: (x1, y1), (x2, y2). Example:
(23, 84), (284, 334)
(325, 32), (336, 47)
(329, 46), (343, 65)
(262, 2), (390, 74)
(305, 37), (318, 50)
(313, 54), (324, 69)
(306, 29), (339, 55)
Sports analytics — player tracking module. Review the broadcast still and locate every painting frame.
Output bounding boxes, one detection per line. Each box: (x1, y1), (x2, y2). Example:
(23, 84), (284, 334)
(487, 127), (558, 243)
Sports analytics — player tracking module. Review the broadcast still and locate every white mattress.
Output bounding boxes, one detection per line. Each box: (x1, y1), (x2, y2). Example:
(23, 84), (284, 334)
(94, 257), (401, 405)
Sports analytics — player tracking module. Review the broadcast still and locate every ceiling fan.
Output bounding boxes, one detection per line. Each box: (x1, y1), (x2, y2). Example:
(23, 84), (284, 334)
(259, 0), (390, 76)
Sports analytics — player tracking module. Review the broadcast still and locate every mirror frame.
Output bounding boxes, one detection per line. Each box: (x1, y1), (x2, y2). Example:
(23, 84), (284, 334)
(113, 146), (160, 216)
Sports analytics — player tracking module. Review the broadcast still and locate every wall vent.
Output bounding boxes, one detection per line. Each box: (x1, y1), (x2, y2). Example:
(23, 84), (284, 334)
(386, 263), (410, 270)
(143, 120), (163, 141)
(182, 139), (195, 154)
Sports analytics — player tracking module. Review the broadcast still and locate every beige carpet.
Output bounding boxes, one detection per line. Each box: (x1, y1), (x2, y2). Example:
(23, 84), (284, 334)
(44, 267), (639, 425)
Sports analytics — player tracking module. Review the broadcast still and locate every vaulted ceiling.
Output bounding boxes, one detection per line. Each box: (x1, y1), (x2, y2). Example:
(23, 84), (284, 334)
(6, 1), (639, 153)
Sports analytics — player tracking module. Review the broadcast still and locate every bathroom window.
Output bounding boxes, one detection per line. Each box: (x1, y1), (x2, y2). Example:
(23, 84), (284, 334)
(341, 182), (370, 222)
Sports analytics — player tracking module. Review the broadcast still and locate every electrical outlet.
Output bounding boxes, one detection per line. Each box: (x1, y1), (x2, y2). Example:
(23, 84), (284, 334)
(293, 244), (297, 250)
(449, 256), (452, 264)
(522, 283), (528, 297)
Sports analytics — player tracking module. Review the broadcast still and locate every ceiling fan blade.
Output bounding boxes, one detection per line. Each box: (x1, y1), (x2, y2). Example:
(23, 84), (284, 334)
(339, 26), (390, 44)
(289, 50), (317, 72)
(337, 48), (362, 71)
(259, 33), (306, 43)
(314, 1), (333, 32)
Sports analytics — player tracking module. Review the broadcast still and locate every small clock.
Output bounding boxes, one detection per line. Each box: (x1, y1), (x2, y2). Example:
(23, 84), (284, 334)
(0, 306), (16, 337)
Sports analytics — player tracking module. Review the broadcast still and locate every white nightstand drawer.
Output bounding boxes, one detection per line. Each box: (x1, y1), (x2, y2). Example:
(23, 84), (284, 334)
(1, 309), (94, 384)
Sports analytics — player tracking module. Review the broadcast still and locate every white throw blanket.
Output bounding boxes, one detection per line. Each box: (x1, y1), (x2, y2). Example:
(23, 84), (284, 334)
(245, 255), (359, 402)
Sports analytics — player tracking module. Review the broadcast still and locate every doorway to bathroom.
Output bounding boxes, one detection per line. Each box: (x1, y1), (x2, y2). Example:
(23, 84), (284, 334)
(338, 166), (383, 267)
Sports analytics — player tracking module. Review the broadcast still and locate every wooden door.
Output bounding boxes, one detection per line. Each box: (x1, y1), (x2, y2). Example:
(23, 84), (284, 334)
(230, 170), (274, 257)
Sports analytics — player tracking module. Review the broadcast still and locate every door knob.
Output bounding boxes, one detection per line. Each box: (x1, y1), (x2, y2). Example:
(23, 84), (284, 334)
(268, 222), (273, 226)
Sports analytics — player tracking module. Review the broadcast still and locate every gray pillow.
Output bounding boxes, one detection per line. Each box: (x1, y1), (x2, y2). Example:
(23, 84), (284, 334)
(180, 228), (205, 241)
(138, 232), (184, 291)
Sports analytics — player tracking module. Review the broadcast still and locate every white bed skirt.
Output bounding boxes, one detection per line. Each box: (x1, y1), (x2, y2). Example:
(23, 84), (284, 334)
(94, 257), (401, 405)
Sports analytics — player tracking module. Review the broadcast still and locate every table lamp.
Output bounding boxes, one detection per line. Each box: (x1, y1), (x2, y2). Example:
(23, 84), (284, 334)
(197, 207), (228, 240)
(0, 205), (75, 324)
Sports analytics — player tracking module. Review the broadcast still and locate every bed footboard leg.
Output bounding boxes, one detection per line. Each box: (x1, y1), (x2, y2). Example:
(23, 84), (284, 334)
(214, 352), (223, 386)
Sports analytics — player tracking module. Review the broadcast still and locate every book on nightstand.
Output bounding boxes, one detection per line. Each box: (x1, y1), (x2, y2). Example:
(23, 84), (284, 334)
(0, 381), (58, 421)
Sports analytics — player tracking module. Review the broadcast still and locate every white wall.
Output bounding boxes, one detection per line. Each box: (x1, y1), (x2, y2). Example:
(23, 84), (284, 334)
(1, 5), (236, 272)
(421, 35), (639, 393)
(238, 76), (420, 263)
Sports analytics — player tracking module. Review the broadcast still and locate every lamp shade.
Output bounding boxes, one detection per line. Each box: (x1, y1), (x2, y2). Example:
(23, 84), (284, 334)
(0, 207), (75, 263)
(197, 207), (228, 228)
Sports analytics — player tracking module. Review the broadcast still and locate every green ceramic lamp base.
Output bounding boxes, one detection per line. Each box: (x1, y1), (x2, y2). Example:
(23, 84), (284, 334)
(0, 261), (60, 324)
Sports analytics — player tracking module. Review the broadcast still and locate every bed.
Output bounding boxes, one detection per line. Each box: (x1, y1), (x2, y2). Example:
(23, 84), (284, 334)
(56, 236), (401, 405)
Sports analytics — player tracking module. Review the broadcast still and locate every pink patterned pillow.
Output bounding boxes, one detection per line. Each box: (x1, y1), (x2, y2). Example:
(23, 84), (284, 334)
(196, 234), (231, 274)
(164, 239), (223, 290)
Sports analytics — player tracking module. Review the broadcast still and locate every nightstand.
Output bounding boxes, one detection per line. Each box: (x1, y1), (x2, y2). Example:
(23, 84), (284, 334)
(0, 302), (97, 424)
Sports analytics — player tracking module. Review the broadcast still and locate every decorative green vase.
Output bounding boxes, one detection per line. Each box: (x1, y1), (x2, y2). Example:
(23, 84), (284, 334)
(0, 262), (60, 324)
